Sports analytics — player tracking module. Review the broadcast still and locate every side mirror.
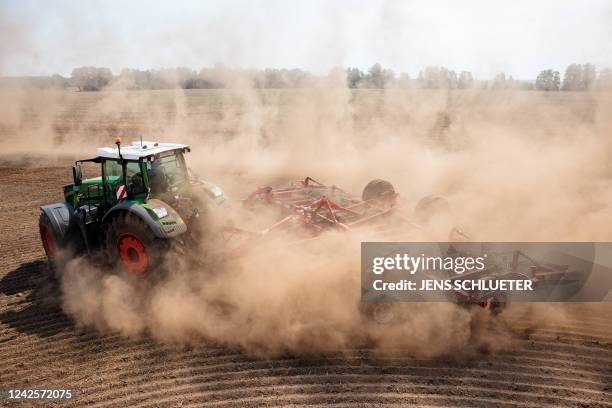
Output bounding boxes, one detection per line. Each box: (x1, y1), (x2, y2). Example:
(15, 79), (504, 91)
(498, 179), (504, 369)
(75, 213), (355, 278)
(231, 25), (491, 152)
(73, 165), (82, 186)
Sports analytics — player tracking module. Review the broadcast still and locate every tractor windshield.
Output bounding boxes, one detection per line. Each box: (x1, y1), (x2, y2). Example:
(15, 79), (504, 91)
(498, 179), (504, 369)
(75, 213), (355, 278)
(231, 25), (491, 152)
(147, 151), (188, 193)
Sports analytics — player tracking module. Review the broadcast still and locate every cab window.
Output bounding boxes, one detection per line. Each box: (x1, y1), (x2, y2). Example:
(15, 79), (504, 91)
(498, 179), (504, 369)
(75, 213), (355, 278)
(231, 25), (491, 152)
(126, 161), (146, 195)
(103, 160), (146, 198)
(103, 160), (122, 203)
(103, 160), (122, 183)
(147, 153), (187, 194)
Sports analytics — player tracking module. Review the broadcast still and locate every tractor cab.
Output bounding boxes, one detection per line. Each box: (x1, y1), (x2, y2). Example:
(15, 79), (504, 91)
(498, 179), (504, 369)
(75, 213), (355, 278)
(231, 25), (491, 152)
(68, 140), (192, 212)
(41, 138), (226, 277)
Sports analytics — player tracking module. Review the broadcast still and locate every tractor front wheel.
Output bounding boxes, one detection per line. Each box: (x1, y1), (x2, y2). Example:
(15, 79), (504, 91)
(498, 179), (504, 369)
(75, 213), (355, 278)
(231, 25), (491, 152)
(39, 211), (85, 279)
(39, 212), (62, 277)
(105, 215), (165, 278)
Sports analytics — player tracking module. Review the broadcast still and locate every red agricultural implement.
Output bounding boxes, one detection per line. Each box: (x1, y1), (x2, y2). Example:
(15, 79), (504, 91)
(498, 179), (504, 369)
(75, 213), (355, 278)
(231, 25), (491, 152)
(240, 177), (403, 238)
(448, 249), (587, 307)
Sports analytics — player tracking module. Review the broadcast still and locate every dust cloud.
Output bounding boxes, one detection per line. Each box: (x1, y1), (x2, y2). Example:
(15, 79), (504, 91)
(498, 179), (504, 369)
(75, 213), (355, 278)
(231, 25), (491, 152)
(2, 73), (611, 356)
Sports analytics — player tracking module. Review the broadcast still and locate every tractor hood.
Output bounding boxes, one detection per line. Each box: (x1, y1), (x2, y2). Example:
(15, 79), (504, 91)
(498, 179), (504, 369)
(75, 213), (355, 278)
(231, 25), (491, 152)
(141, 199), (188, 237)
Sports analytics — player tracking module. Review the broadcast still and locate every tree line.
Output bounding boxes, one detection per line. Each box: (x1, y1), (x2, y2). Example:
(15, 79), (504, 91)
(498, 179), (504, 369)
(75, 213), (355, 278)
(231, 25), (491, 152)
(1, 63), (611, 91)
(346, 63), (612, 91)
(67, 66), (311, 91)
(534, 64), (611, 91)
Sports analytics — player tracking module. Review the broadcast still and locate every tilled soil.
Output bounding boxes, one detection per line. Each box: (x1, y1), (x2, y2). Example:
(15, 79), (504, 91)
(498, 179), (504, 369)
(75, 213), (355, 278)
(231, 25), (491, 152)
(1, 162), (611, 407)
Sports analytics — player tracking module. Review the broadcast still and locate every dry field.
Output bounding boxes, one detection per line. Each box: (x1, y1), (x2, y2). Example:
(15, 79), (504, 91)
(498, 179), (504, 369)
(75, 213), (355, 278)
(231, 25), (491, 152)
(0, 88), (611, 407)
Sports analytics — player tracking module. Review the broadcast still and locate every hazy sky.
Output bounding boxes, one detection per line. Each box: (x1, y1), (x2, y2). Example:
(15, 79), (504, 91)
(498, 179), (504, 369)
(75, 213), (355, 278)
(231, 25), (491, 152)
(1, 0), (611, 79)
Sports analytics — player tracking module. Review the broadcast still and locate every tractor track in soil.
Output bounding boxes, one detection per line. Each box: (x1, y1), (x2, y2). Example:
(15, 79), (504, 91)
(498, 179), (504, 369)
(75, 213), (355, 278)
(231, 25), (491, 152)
(0, 161), (611, 407)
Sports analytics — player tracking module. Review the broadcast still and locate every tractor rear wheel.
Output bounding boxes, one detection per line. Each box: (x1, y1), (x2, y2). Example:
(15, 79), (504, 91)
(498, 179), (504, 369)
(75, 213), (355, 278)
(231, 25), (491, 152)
(105, 215), (165, 278)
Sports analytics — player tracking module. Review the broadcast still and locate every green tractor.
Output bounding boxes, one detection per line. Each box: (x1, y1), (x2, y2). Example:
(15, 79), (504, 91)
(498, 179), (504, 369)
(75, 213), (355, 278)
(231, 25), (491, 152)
(39, 138), (227, 277)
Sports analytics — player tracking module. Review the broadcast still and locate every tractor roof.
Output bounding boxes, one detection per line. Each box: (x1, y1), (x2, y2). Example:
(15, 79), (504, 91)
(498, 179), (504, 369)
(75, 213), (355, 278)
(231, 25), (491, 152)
(96, 141), (189, 160)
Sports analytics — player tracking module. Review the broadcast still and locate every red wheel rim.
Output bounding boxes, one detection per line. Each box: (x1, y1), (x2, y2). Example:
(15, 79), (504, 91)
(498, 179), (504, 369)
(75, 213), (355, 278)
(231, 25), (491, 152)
(42, 224), (55, 259)
(117, 233), (150, 276)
